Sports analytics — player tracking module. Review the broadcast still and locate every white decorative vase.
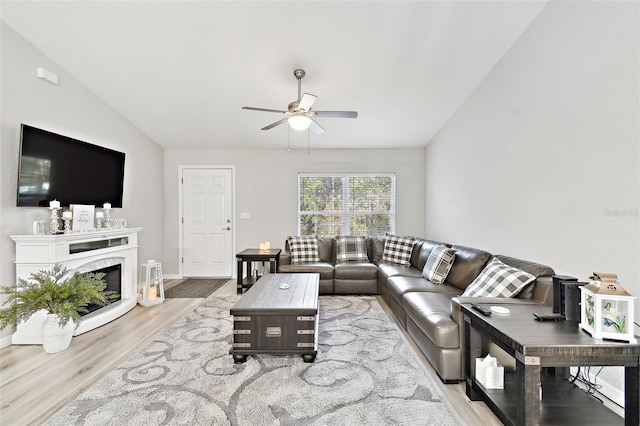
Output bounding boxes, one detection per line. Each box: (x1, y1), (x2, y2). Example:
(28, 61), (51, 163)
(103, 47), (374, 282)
(41, 314), (74, 353)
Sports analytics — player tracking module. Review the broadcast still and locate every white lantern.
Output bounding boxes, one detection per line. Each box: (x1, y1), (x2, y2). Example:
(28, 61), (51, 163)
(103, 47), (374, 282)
(579, 273), (636, 343)
(138, 259), (165, 306)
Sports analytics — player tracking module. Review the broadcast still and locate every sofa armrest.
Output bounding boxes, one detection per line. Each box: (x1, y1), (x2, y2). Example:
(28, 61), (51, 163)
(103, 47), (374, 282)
(279, 250), (291, 266)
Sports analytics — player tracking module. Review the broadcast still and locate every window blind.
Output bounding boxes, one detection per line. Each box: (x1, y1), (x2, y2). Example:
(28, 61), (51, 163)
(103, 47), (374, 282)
(297, 173), (396, 236)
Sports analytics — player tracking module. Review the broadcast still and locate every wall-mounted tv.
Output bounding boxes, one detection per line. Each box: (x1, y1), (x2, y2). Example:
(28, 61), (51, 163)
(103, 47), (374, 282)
(17, 124), (125, 207)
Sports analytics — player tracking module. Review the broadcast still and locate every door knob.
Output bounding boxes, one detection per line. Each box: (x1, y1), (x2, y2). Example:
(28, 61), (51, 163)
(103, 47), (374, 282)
(222, 227), (231, 231)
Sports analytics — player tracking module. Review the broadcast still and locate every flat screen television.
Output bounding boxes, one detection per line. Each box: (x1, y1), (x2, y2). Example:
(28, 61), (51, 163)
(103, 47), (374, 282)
(16, 124), (125, 207)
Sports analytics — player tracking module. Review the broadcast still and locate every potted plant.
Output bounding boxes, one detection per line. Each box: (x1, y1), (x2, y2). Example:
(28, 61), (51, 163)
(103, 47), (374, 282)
(0, 264), (115, 353)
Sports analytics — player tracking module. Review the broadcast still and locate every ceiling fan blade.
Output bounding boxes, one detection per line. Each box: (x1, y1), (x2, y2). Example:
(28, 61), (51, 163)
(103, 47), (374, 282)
(309, 119), (325, 135)
(242, 106), (288, 114)
(298, 93), (317, 112)
(261, 118), (288, 131)
(314, 111), (358, 118)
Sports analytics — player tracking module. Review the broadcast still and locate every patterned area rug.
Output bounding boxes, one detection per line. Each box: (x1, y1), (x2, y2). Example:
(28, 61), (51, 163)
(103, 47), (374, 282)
(164, 278), (229, 298)
(46, 293), (457, 425)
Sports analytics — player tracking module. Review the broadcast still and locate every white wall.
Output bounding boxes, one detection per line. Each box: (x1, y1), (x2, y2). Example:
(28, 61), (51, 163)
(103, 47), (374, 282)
(163, 148), (425, 276)
(425, 1), (638, 404)
(0, 23), (165, 344)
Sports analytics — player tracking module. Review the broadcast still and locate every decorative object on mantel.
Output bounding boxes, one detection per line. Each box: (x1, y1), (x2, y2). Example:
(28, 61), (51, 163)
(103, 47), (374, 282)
(138, 259), (164, 306)
(62, 210), (73, 233)
(95, 211), (104, 230)
(48, 199), (61, 233)
(0, 264), (116, 353)
(103, 202), (112, 230)
(32, 220), (46, 235)
(579, 272), (637, 343)
(70, 204), (95, 232)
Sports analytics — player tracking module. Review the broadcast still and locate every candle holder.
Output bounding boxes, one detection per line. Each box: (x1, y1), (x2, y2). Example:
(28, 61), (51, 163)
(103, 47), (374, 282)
(48, 207), (61, 234)
(96, 217), (103, 230)
(104, 208), (112, 230)
(62, 216), (72, 233)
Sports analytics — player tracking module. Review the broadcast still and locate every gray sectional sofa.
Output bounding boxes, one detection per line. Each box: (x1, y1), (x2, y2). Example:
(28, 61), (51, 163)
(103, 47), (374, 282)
(278, 235), (555, 382)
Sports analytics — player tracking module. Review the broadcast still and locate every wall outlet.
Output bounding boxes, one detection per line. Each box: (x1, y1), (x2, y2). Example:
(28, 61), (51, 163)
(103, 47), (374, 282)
(240, 212), (251, 220)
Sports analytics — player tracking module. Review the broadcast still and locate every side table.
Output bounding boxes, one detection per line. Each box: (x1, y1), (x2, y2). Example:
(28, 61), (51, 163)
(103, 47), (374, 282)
(462, 303), (640, 425)
(236, 248), (281, 294)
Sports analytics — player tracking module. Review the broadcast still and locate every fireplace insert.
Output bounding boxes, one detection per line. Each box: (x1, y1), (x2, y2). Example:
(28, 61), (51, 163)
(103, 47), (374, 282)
(82, 263), (122, 315)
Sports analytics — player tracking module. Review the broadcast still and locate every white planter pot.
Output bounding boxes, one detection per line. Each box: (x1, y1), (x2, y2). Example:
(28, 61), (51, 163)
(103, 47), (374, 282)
(41, 314), (74, 353)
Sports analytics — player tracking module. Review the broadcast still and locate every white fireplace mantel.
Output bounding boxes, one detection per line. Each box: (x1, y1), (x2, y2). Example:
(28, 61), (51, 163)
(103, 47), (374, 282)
(10, 228), (142, 344)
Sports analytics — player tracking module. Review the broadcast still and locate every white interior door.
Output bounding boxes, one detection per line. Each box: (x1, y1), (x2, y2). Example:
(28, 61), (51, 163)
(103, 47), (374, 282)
(181, 167), (234, 277)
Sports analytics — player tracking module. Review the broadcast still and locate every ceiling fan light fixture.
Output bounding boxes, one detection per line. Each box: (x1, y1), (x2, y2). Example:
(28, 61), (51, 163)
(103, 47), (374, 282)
(288, 115), (312, 131)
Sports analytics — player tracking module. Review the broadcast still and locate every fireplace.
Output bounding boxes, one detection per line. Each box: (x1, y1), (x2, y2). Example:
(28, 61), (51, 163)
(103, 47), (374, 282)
(83, 263), (122, 316)
(10, 228), (141, 345)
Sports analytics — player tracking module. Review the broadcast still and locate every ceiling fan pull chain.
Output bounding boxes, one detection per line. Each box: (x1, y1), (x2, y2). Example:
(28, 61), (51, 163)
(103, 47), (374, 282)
(307, 128), (310, 155)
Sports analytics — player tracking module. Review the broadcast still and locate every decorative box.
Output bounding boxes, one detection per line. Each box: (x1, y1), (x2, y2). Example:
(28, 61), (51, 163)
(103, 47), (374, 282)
(475, 355), (504, 389)
(579, 273), (636, 343)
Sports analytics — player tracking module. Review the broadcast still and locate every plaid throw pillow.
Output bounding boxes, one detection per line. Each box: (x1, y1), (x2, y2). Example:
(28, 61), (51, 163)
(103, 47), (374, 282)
(288, 236), (321, 264)
(462, 257), (535, 297)
(422, 245), (456, 284)
(382, 234), (415, 266)
(335, 236), (369, 263)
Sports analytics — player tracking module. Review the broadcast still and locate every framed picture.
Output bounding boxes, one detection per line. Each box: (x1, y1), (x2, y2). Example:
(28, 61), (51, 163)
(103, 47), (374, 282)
(71, 204), (95, 231)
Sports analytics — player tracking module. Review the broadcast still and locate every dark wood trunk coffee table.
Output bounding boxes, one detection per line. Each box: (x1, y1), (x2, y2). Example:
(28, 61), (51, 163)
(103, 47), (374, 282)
(230, 273), (319, 364)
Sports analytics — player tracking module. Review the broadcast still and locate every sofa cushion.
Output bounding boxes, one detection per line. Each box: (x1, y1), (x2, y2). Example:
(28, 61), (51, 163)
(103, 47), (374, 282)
(387, 276), (461, 305)
(382, 234), (416, 266)
(462, 257), (536, 298)
(334, 262), (378, 280)
(377, 262), (423, 280)
(277, 262), (334, 280)
(403, 292), (459, 349)
(446, 245), (492, 291)
(423, 245), (456, 285)
(335, 235), (369, 263)
(370, 237), (385, 262)
(287, 236), (321, 264)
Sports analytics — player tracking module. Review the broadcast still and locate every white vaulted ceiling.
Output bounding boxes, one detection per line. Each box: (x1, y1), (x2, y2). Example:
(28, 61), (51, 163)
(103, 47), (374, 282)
(1, 1), (547, 150)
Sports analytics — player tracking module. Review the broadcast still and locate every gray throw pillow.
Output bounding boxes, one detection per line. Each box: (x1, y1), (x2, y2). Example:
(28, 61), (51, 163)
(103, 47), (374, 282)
(335, 236), (369, 263)
(422, 245), (456, 284)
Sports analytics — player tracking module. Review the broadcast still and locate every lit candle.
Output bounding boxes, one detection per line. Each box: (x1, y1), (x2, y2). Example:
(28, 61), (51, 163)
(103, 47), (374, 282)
(49, 200), (60, 209)
(62, 211), (72, 219)
(96, 212), (104, 218)
(103, 202), (111, 209)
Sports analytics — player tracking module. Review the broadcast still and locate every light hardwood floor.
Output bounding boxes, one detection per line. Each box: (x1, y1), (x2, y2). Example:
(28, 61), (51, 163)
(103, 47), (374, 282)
(0, 280), (501, 425)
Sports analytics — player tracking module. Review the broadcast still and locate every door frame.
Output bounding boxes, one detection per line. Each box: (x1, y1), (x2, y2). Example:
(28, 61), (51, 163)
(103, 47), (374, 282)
(178, 165), (236, 279)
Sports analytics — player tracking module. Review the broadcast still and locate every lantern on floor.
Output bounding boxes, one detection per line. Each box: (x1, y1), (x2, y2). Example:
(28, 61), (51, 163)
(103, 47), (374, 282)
(579, 273), (636, 343)
(138, 259), (165, 306)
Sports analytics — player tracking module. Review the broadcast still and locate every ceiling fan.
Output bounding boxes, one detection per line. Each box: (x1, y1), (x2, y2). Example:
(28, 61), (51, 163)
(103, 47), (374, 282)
(242, 69), (358, 134)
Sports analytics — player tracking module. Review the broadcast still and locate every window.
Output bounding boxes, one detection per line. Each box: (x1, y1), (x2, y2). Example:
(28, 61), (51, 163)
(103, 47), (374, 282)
(297, 173), (396, 236)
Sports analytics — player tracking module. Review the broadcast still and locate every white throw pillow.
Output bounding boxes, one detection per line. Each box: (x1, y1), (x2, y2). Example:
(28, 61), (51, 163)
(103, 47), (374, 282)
(288, 236), (321, 264)
(382, 234), (415, 266)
